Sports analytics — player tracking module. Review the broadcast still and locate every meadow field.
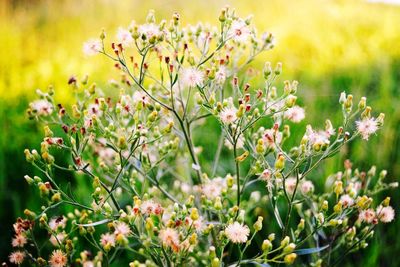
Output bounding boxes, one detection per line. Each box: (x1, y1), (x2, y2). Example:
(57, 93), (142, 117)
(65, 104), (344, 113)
(0, 0), (399, 265)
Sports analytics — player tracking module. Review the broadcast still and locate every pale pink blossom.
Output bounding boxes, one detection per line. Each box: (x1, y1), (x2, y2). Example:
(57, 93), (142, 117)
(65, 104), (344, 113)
(48, 217), (67, 231)
(285, 177), (297, 195)
(114, 222), (131, 237)
(159, 228), (180, 252)
(140, 200), (163, 215)
(376, 205), (395, 223)
(185, 216), (206, 232)
(300, 180), (314, 194)
(225, 222), (250, 243)
(356, 118), (378, 140)
(220, 107), (237, 124)
(82, 39), (102, 56)
(263, 129), (282, 149)
(358, 209), (376, 224)
(228, 19), (251, 43)
(260, 169), (272, 181)
(116, 27), (134, 47)
(181, 67), (204, 87)
(49, 249), (68, 267)
(201, 177), (226, 199)
(138, 23), (162, 39)
(31, 99), (53, 116)
(9, 251), (25, 265)
(12, 234), (27, 248)
(100, 233), (116, 247)
(215, 66), (227, 85)
(50, 232), (66, 247)
(340, 194), (354, 208)
(284, 106), (305, 123)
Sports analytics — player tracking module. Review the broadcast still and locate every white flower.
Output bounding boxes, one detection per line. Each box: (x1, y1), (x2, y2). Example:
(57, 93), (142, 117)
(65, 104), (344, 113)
(31, 99), (53, 116)
(356, 118), (378, 140)
(159, 228), (180, 252)
(138, 23), (161, 39)
(185, 216), (206, 232)
(9, 251), (25, 265)
(225, 222), (250, 243)
(300, 180), (314, 194)
(376, 205), (395, 223)
(220, 107), (237, 124)
(358, 209), (376, 224)
(133, 91), (150, 107)
(181, 67), (204, 87)
(284, 106), (305, 123)
(340, 194), (354, 208)
(49, 249), (68, 267)
(82, 39), (102, 56)
(228, 19), (251, 43)
(116, 27), (134, 47)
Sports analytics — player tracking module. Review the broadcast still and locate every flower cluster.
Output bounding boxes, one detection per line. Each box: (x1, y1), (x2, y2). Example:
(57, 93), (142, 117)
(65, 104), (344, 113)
(7, 7), (396, 267)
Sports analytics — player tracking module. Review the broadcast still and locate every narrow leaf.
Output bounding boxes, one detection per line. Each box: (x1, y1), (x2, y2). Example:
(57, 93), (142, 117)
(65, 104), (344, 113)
(78, 219), (112, 227)
(295, 244), (329, 255)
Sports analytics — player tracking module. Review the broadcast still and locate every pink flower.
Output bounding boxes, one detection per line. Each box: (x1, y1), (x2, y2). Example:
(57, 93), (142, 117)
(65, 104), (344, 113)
(49, 249), (68, 267)
(116, 27), (134, 47)
(138, 23), (162, 39)
(263, 129), (282, 149)
(159, 228), (180, 252)
(82, 39), (102, 56)
(376, 205), (395, 223)
(228, 19), (251, 43)
(114, 222), (131, 237)
(9, 251), (25, 265)
(340, 194), (354, 208)
(140, 200), (163, 216)
(100, 233), (116, 247)
(31, 100), (53, 116)
(284, 177), (297, 195)
(356, 118), (378, 140)
(12, 234), (27, 248)
(300, 180), (314, 194)
(220, 107), (237, 124)
(181, 67), (204, 88)
(225, 222), (250, 243)
(260, 169), (272, 181)
(358, 209), (376, 224)
(284, 106), (305, 123)
(201, 177), (226, 199)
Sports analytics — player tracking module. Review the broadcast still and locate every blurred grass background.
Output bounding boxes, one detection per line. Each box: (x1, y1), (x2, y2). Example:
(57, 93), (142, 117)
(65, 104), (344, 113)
(0, 0), (399, 265)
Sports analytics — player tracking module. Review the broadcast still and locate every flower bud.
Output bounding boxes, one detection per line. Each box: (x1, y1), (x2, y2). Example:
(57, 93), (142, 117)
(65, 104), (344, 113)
(274, 154), (285, 170)
(211, 258), (220, 267)
(262, 239), (272, 252)
(263, 62), (272, 79)
(274, 62), (282, 75)
(253, 216), (263, 231)
(283, 243), (296, 253)
(285, 95), (297, 108)
(358, 97), (366, 110)
(284, 253), (297, 265)
(190, 208), (199, 221)
(339, 92), (346, 104)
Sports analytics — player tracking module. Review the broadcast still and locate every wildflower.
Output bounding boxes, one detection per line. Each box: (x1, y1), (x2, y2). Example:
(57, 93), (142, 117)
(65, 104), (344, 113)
(220, 107), (237, 124)
(100, 233), (116, 248)
(31, 100), (53, 116)
(376, 205), (395, 223)
(138, 23), (162, 39)
(356, 118), (378, 140)
(340, 194), (354, 208)
(159, 228), (180, 252)
(49, 249), (68, 267)
(228, 19), (251, 43)
(181, 67), (204, 88)
(284, 106), (305, 123)
(285, 177), (297, 194)
(49, 216), (67, 231)
(185, 216), (206, 232)
(9, 251), (25, 265)
(260, 169), (272, 181)
(358, 209), (376, 224)
(132, 91), (150, 107)
(201, 177), (226, 199)
(50, 232), (67, 246)
(215, 66), (227, 85)
(225, 222), (250, 243)
(12, 234), (27, 248)
(82, 39), (102, 56)
(140, 200), (163, 215)
(224, 136), (244, 149)
(263, 129), (282, 149)
(116, 27), (134, 47)
(300, 180), (314, 194)
(114, 221), (132, 237)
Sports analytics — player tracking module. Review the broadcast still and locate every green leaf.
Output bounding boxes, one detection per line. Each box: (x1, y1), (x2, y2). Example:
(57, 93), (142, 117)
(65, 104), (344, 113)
(78, 218), (112, 227)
